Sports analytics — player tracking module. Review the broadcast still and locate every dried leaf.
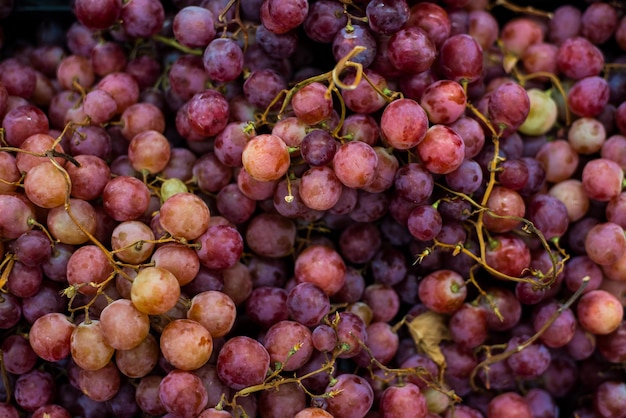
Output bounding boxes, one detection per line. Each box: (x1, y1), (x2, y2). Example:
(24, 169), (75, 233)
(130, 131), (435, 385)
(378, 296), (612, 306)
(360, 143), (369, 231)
(406, 311), (451, 370)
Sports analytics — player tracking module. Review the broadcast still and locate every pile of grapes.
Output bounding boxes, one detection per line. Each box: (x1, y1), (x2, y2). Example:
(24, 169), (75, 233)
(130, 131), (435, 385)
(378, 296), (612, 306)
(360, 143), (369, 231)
(1, 0), (626, 416)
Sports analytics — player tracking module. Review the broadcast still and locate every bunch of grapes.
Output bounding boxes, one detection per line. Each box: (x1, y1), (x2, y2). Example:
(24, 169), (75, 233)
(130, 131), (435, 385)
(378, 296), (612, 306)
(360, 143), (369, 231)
(0, 0), (626, 417)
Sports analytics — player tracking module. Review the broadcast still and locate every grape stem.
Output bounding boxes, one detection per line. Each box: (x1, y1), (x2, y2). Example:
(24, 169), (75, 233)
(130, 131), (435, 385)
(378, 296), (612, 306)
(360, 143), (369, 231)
(256, 45), (367, 135)
(512, 68), (572, 127)
(488, 0), (553, 19)
(0, 120), (201, 320)
(356, 338), (462, 403)
(0, 349), (11, 404)
(469, 276), (590, 390)
(0, 253), (16, 294)
(151, 35), (203, 56)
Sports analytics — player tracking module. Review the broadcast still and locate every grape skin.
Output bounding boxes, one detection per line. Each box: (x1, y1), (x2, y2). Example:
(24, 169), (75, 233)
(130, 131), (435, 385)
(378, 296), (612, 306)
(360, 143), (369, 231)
(2, 1), (626, 416)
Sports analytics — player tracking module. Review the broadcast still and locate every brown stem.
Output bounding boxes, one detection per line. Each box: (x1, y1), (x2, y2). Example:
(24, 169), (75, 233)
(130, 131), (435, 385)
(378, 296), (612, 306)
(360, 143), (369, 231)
(469, 276), (590, 390)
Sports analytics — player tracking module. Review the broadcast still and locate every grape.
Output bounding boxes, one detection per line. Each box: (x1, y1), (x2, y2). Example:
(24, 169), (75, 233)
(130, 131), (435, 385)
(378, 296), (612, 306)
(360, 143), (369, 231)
(582, 158), (624, 202)
(326, 374), (374, 418)
(548, 179), (590, 223)
(151, 243), (200, 287)
(193, 152), (232, 193)
(159, 192), (210, 240)
(168, 56), (210, 103)
(295, 244), (346, 296)
(2, 1), (626, 415)
(577, 290), (624, 335)
(300, 129), (338, 166)
(131, 267), (181, 315)
(341, 69), (389, 114)
(380, 98), (428, 150)
(111, 220), (155, 264)
(242, 133), (290, 182)
(195, 224), (244, 270)
(566, 324), (597, 361)
(159, 370), (208, 418)
(256, 25), (298, 59)
(114, 333), (158, 378)
(246, 286), (289, 328)
(549, 6), (582, 45)
(332, 141), (379, 189)
(173, 6), (216, 48)
(264, 320), (313, 371)
(532, 301), (576, 348)
(408, 2), (451, 47)
(420, 79), (467, 125)
(31, 404), (72, 418)
(299, 166), (343, 210)
(91, 41), (127, 77)
(338, 222), (381, 265)
(102, 175), (151, 222)
(71, 320), (115, 371)
(14, 369), (55, 412)
(332, 25), (377, 69)
(292, 82), (333, 125)
(482, 287), (522, 332)
(601, 135), (626, 170)
(68, 125), (112, 160)
(99, 299), (150, 350)
(136, 375), (167, 415)
(65, 155), (111, 201)
(28, 313), (75, 362)
(203, 38), (244, 83)
(161, 319), (213, 371)
(286, 282), (330, 327)
(407, 204), (442, 242)
(187, 291), (236, 338)
(594, 380), (626, 418)
(449, 303), (488, 349)
(585, 222), (626, 266)
(488, 81), (530, 134)
(303, 0), (346, 43)
(12, 230), (50, 268)
(120, 0), (164, 38)
(485, 235), (531, 277)
(243, 69), (287, 109)
(506, 336), (551, 379)
(556, 36), (604, 80)
(333, 311), (367, 358)
(74, 0), (121, 30)
(445, 159), (483, 195)
(487, 392), (532, 418)
(366, 0), (409, 35)
(581, 2), (618, 45)
(295, 408), (334, 418)
(216, 336), (270, 390)
(46, 199), (97, 246)
(1, 335), (37, 375)
(96, 72), (140, 114)
(260, 0), (308, 35)
(388, 27), (435, 74)
(526, 193), (570, 240)
(563, 255), (603, 294)
(439, 34), (483, 83)
(120, 103), (165, 140)
(363, 284), (400, 323)
(416, 124), (465, 174)
(568, 76), (610, 118)
(521, 42), (559, 77)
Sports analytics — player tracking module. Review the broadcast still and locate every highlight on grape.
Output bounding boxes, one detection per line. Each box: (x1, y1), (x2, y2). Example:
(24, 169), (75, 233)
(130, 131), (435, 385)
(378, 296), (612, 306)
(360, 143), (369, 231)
(0, 0), (625, 417)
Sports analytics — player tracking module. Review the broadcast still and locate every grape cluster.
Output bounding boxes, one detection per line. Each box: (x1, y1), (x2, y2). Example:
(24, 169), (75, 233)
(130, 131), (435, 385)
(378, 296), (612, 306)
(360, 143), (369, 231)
(0, 0), (626, 417)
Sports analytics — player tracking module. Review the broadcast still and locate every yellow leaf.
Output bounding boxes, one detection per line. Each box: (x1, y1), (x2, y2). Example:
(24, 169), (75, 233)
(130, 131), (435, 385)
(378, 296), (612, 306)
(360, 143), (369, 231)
(406, 311), (451, 370)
